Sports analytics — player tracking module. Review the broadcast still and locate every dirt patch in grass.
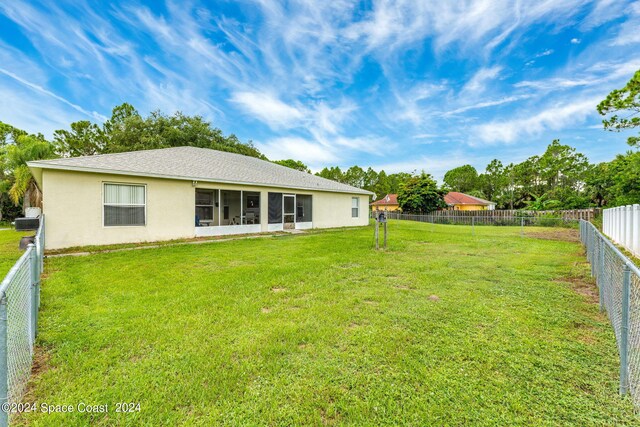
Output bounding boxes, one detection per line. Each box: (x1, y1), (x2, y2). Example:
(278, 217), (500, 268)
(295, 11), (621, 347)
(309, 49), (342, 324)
(394, 285), (412, 290)
(31, 346), (51, 376)
(527, 228), (579, 242)
(337, 263), (360, 269)
(556, 275), (599, 304)
(572, 321), (598, 345)
(428, 295), (440, 301)
(271, 287), (287, 293)
(261, 307), (271, 313)
(17, 345), (52, 417)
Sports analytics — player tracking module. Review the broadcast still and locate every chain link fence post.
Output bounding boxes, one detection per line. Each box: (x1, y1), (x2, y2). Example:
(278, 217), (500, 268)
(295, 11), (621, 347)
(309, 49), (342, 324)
(520, 217), (524, 237)
(590, 228), (596, 277)
(0, 291), (7, 427)
(620, 264), (631, 395)
(599, 235), (605, 312)
(29, 244), (38, 342)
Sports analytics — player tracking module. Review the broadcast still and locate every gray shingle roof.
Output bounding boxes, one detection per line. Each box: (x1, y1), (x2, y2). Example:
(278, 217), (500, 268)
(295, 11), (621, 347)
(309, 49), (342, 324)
(27, 147), (372, 195)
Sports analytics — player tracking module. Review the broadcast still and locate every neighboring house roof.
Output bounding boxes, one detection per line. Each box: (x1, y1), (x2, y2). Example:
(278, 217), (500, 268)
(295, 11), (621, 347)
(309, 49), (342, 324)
(444, 192), (495, 206)
(370, 194), (398, 206)
(27, 147), (373, 195)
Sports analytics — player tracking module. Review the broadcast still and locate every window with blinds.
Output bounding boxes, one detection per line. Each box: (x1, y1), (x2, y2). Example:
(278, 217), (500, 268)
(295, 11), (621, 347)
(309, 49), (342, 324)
(103, 183), (146, 226)
(352, 197), (359, 218)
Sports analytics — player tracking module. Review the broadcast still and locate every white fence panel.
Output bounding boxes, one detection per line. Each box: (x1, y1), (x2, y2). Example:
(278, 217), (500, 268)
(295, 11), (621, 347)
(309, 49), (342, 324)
(604, 205), (640, 258)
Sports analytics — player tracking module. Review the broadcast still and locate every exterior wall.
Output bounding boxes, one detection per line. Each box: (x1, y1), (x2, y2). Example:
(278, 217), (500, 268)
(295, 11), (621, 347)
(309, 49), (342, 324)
(370, 204), (400, 211)
(310, 191), (367, 229)
(41, 169), (369, 249)
(454, 204), (489, 211)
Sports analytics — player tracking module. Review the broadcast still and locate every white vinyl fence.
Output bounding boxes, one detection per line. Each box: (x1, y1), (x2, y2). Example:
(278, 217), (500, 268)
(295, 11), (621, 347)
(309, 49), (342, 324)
(603, 205), (640, 258)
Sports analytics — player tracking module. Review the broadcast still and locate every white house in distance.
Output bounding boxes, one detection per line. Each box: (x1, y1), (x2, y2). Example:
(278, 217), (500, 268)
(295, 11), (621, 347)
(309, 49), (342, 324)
(27, 147), (372, 249)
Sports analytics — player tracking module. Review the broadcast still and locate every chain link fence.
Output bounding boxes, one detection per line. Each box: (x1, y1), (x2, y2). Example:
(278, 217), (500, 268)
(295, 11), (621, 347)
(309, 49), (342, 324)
(580, 219), (640, 407)
(0, 216), (44, 426)
(376, 211), (577, 228)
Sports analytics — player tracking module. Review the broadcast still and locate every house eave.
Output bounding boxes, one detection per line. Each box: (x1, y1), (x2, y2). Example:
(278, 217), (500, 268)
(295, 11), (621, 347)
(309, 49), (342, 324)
(26, 162), (374, 196)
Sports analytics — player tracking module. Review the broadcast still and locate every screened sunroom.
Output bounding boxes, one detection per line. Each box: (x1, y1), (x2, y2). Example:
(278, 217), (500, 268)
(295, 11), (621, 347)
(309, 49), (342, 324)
(194, 188), (312, 236)
(194, 188), (261, 236)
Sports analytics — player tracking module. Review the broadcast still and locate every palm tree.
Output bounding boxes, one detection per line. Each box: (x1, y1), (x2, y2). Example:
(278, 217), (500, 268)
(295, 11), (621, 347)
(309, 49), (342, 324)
(2, 133), (56, 210)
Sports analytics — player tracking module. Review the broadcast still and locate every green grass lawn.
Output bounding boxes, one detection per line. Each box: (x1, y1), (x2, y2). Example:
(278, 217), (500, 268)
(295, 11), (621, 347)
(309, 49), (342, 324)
(17, 221), (637, 426)
(0, 229), (32, 279)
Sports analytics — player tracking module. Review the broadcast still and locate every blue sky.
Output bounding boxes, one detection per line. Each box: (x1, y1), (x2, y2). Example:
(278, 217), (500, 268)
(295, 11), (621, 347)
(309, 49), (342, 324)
(1, 1), (639, 180)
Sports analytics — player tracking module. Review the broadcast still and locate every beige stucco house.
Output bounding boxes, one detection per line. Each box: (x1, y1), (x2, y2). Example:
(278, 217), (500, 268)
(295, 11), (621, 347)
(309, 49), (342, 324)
(27, 147), (372, 249)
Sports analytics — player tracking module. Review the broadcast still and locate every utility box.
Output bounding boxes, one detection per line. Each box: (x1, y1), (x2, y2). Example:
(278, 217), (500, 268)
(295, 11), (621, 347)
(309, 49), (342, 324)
(15, 217), (40, 231)
(377, 211), (387, 223)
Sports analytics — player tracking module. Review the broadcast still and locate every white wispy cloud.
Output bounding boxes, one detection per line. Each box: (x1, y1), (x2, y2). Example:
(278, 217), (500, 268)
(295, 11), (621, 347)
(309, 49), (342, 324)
(462, 66), (503, 94)
(444, 95), (531, 116)
(0, 77), (91, 136)
(535, 49), (554, 57)
(0, 67), (106, 121)
(256, 136), (339, 164)
(609, 2), (640, 46)
(229, 91), (305, 129)
(369, 149), (505, 181)
(471, 98), (600, 144)
(344, 0), (606, 56)
(515, 59), (640, 91)
(580, 0), (628, 30)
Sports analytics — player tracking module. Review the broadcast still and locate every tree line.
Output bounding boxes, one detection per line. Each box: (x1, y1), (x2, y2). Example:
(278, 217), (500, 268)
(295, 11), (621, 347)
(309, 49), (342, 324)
(306, 137), (639, 212)
(440, 141), (640, 210)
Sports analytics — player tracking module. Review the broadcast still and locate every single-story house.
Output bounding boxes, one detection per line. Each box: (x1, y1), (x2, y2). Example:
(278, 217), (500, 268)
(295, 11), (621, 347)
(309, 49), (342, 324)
(27, 147), (373, 249)
(370, 194), (400, 211)
(444, 192), (496, 211)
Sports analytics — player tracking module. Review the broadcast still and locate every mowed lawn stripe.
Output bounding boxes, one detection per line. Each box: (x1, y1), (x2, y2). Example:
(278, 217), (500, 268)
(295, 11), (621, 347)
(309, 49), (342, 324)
(16, 221), (637, 426)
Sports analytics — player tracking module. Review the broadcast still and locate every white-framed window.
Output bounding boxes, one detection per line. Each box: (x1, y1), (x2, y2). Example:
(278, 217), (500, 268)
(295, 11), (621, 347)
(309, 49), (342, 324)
(352, 197), (359, 218)
(103, 183), (146, 226)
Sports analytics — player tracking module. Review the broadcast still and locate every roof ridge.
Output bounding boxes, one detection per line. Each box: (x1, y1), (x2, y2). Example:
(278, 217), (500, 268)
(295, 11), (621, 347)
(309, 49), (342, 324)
(30, 146), (202, 164)
(444, 191), (494, 205)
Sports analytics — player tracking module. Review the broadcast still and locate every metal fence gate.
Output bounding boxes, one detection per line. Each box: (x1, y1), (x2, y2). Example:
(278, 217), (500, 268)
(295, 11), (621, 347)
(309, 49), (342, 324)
(580, 219), (640, 407)
(0, 216), (44, 426)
